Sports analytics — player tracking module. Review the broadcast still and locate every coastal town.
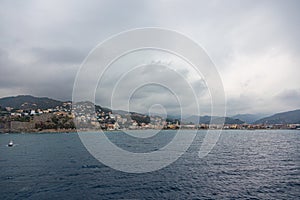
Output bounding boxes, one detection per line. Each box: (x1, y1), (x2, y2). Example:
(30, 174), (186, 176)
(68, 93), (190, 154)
(0, 99), (299, 133)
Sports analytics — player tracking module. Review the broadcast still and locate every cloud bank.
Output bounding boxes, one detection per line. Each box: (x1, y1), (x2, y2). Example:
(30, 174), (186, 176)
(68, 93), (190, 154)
(0, 0), (299, 115)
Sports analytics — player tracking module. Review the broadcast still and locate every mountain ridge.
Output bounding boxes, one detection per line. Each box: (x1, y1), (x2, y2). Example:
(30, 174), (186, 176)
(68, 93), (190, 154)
(254, 109), (300, 124)
(183, 115), (245, 125)
(1, 95), (300, 124)
(0, 95), (63, 110)
(231, 114), (266, 124)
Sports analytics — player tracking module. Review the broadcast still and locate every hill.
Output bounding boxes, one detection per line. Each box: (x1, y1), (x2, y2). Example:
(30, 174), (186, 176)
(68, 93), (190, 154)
(231, 114), (265, 124)
(254, 109), (300, 124)
(183, 115), (244, 124)
(0, 95), (63, 110)
(211, 117), (245, 125)
(183, 115), (216, 124)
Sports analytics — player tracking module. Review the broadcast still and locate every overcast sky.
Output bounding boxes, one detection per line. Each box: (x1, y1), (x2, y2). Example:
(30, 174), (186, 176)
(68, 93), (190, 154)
(0, 0), (299, 115)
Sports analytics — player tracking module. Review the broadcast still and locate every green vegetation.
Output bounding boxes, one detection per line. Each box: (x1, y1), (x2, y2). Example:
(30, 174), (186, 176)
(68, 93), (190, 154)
(11, 116), (31, 122)
(35, 115), (75, 130)
(0, 95), (63, 110)
(131, 113), (150, 125)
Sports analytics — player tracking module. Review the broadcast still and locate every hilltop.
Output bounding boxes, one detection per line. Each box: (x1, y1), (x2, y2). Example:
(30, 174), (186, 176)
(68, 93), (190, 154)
(183, 115), (244, 125)
(231, 114), (265, 124)
(0, 95), (63, 110)
(254, 109), (300, 124)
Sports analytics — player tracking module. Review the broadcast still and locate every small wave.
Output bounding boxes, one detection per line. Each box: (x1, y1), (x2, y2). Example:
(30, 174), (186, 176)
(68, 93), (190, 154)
(66, 173), (80, 177)
(81, 164), (101, 169)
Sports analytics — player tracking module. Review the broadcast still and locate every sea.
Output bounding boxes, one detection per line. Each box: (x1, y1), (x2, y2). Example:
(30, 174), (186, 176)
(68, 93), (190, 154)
(0, 130), (299, 199)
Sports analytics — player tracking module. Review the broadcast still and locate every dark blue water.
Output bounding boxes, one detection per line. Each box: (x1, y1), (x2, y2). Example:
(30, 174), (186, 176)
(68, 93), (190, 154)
(0, 130), (299, 199)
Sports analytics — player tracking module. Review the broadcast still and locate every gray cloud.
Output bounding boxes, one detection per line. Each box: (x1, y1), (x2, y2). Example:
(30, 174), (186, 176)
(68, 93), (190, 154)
(0, 0), (299, 115)
(31, 47), (85, 64)
(275, 89), (300, 109)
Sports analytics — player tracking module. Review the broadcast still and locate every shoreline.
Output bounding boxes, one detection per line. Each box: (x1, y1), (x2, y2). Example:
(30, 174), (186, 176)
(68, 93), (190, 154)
(1, 128), (299, 134)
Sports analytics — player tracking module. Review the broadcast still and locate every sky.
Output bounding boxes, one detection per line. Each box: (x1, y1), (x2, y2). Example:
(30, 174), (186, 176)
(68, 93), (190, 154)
(0, 0), (299, 116)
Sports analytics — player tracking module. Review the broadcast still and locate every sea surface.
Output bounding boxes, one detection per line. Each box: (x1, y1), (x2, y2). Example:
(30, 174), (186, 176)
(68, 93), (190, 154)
(0, 130), (299, 199)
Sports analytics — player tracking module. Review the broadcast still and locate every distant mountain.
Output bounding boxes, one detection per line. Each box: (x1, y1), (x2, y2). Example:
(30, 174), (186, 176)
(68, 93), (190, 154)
(183, 115), (215, 124)
(231, 114), (265, 124)
(113, 110), (130, 116)
(183, 115), (244, 124)
(2, 95), (299, 125)
(211, 117), (245, 125)
(199, 115), (217, 124)
(166, 114), (182, 120)
(254, 109), (300, 124)
(0, 95), (63, 110)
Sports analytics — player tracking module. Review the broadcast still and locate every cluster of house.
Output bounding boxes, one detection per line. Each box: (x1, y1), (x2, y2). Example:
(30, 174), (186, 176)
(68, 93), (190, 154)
(71, 102), (167, 130)
(1, 102), (300, 131)
(182, 123), (300, 130)
(3, 102), (72, 117)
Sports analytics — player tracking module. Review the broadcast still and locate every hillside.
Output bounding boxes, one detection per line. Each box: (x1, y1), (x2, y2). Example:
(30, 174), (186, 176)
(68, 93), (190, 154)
(183, 115), (244, 124)
(254, 109), (300, 124)
(211, 117), (245, 125)
(183, 115), (217, 124)
(0, 95), (63, 110)
(1, 95), (299, 125)
(231, 114), (265, 124)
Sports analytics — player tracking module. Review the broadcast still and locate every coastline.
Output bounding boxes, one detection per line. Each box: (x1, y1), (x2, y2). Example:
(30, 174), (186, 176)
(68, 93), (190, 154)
(1, 127), (299, 134)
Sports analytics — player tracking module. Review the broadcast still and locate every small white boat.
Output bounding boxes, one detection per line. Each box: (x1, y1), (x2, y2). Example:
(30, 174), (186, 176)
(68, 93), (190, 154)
(8, 140), (14, 147)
